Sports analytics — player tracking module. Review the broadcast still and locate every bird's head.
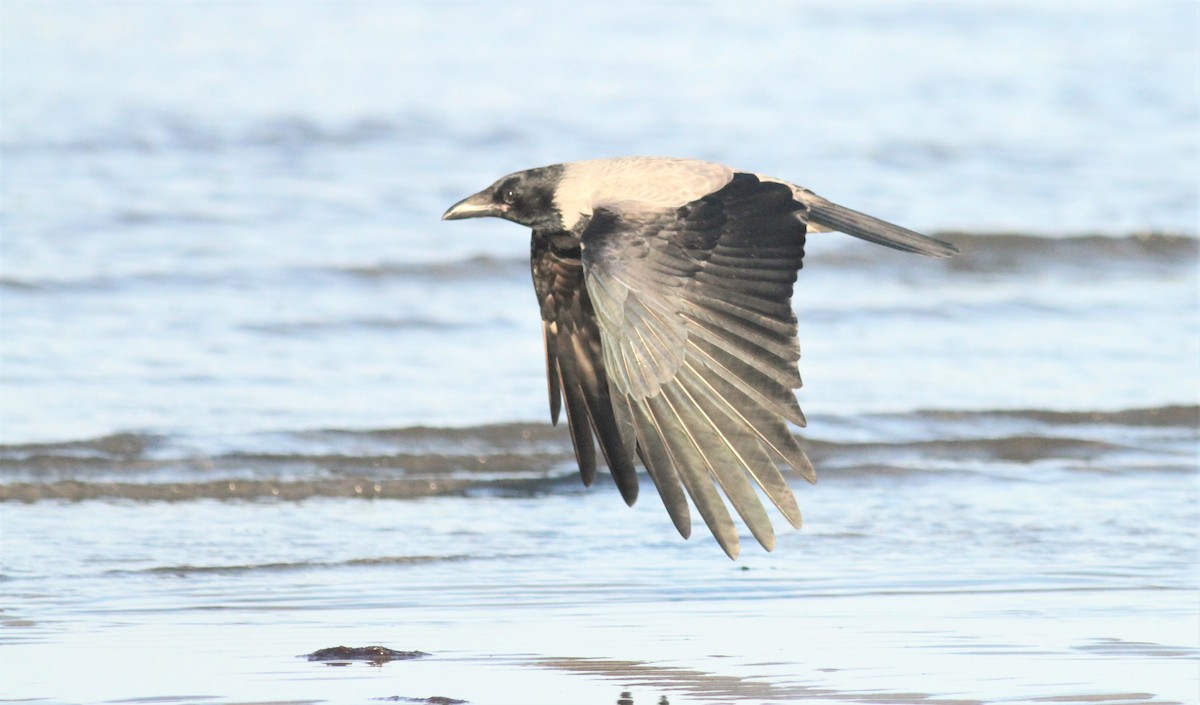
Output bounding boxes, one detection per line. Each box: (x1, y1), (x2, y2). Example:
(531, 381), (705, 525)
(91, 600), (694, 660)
(442, 165), (565, 230)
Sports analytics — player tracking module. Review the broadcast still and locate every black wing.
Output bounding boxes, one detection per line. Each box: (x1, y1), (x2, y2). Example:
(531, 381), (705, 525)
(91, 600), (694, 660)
(531, 232), (639, 505)
(581, 173), (815, 559)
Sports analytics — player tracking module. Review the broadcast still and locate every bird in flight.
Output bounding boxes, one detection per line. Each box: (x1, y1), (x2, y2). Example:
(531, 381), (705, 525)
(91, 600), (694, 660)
(443, 157), (956, 558)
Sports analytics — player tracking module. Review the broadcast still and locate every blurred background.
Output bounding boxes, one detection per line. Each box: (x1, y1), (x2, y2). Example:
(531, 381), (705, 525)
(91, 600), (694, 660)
(2, 0), (1195, 444)
(1, 2), (1197, 704)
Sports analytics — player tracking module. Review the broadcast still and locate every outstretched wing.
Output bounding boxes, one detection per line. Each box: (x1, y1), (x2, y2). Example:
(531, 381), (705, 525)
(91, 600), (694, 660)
(582, 173), (815, 559)
(531, 232), (639, 505)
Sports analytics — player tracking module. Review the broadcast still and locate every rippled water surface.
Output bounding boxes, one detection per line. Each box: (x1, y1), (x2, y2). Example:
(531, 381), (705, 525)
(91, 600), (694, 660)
(2, 1), (1198, 704)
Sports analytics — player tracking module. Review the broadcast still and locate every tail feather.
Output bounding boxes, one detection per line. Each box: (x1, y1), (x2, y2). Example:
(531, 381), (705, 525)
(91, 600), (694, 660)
(805, 197), (958, 258)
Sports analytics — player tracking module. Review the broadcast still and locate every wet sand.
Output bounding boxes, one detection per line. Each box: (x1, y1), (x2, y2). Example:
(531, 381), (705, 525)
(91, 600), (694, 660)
(1, 481), (1195, 704)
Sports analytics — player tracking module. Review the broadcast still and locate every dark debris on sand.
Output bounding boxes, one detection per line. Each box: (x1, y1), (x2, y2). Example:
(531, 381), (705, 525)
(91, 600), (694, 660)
(304, 645), (429, 665)
(374, 697), (468, 704)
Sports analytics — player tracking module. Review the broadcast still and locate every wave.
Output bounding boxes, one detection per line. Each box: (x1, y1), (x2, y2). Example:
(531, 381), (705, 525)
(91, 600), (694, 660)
(944, 231), (1198, 273)
(4, 405), (1191, 461)
(0, 474), (580, 503)
(1, 406), (1193, 502)
(326, 232), (1198, 281)
(4, 232), (1192, 296)
(241, 316), (492, 336)
(107, 554), (467, 577)
(329, 255), (528, 283)
(810, 231), (1197, 274)
(0, 267), (270, 294)
(900, 405), (1200, 427)
(0, 256), (527, 295)
(0, 112), (526, 156)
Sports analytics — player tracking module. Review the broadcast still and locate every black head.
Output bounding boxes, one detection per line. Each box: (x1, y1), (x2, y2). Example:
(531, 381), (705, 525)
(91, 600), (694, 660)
(442, 165), (565, 230)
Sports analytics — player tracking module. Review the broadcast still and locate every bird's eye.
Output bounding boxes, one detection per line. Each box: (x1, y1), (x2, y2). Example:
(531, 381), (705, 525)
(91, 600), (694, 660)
(502, 188), (517, 205)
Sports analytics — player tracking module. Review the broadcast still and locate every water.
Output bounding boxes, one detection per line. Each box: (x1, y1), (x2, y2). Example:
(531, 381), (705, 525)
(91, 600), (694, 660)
(1, 1), (1198, 703)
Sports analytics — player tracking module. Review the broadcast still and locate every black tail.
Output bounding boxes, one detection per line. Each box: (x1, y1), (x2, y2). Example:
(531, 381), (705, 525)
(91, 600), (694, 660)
(807, 197), (958, 258)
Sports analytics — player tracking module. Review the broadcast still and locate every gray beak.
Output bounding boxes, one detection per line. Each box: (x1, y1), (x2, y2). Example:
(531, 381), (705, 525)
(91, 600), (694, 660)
(442, 189), (504, 221)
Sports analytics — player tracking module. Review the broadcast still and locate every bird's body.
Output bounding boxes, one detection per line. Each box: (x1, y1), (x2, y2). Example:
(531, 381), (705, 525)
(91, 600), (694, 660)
(444, 157), (956, 558)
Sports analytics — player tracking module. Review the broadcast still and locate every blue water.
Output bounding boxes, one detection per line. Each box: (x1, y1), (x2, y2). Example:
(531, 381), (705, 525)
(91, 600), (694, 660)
(1, 2), (1197, 704)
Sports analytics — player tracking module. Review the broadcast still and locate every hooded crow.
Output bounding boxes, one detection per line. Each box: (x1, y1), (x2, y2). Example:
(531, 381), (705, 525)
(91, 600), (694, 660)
(443, 157), (956, 558)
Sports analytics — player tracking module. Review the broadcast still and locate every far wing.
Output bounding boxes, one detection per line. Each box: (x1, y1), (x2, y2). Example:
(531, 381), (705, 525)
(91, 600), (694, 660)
(531, 232), (639, 505)
(582, 173), (815, 559)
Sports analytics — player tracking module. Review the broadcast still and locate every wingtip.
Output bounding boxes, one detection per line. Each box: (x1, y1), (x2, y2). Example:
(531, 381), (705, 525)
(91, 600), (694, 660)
(713, 524), (743, 559)
(794, 446), (817, 485)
